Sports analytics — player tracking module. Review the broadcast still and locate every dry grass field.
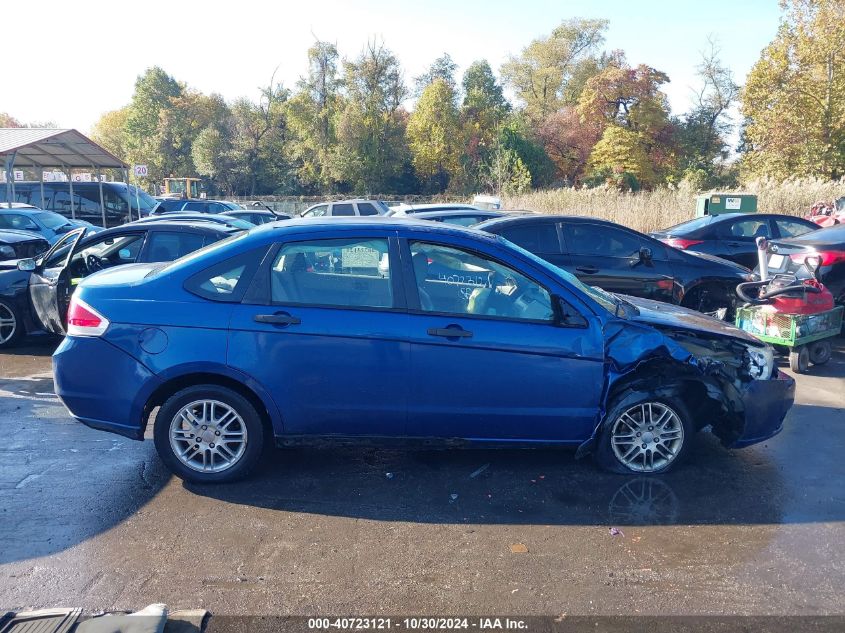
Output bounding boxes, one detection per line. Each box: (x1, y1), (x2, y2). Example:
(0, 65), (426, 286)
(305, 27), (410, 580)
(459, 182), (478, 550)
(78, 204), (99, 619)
(501, 177), (845, 233)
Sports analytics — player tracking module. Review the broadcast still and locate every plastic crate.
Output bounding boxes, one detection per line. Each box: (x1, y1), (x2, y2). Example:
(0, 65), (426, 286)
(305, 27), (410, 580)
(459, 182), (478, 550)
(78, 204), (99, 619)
(735, 305), (843, 347)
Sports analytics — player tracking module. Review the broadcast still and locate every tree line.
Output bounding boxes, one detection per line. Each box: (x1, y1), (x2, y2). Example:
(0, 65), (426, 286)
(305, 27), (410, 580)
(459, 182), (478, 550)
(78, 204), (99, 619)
(5, 0), (842, 197)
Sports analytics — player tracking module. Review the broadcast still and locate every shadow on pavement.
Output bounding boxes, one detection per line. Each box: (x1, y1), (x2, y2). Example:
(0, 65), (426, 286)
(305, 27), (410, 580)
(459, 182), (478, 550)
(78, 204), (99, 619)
(188, 402), (844, 527)
(0, 375), (171, 564)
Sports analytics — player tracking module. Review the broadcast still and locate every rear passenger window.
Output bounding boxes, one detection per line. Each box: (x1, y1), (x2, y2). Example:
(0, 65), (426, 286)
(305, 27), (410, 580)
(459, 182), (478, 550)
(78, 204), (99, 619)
(498, 224), (560, 254)
(332, 203), (355, 216)
(271, 238), (392, 308)
(723, 219), (770, 239)
(145, 231), (206, 262)
(185, 249), (265, 302)
(357, 202), (379, 216)
(565, 223), (641, 258)
(183, 201), (209, 212)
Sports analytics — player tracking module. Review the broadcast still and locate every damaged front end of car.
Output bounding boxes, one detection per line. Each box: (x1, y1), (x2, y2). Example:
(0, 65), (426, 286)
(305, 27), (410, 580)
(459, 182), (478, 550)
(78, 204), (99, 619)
(577, 299), (796, 459)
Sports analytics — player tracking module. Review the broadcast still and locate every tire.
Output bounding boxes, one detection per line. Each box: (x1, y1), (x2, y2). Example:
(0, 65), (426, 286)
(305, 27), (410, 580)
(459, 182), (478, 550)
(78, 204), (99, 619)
(595, 389), (695, 475)
(808, 340), (832, 366)
(0, 299), (23, 349)
(789, 346), (810, 373)
(153, 384), (265, 483)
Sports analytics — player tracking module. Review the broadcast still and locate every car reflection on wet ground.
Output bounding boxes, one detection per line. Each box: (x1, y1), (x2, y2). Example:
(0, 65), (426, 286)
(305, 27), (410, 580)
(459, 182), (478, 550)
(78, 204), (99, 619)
(0, 336), (843, 614)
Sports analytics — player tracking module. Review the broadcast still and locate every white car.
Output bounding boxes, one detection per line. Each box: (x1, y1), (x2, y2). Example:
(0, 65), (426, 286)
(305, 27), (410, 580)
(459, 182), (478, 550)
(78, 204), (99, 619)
(300, 199), (390, 218)
(388, 203), (483, 217)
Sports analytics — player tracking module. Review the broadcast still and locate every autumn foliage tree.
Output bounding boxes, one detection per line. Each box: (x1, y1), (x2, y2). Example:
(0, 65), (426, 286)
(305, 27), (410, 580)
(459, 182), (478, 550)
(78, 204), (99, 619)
(741, 0), (845, 180)
(407, 78), (462, 192)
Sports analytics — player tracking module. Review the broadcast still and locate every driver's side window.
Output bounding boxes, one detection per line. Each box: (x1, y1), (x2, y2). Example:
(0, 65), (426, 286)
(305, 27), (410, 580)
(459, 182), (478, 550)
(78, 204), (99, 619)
(72, 233), (145, 274)
(409, 241), (554, 322)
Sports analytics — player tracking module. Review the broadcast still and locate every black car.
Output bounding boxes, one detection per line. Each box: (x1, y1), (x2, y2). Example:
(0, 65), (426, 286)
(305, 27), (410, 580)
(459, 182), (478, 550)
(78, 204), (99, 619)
(650, 213), (819, 269)
(0, 221), (241, 349)
(131, 212), (255, 230)
(0, 229), (50, 261)
(150, 198), (242, 215)
(762, 223), (845, 306)
(475, 215), (753, 315)
(222, 209), (291, 224)
(409, 209), (508, 226)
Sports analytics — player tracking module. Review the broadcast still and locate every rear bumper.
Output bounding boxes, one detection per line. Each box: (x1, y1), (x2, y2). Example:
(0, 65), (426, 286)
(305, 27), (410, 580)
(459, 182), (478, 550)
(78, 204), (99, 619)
(729, 369), (796, 448)
(53, 336), (161, 440)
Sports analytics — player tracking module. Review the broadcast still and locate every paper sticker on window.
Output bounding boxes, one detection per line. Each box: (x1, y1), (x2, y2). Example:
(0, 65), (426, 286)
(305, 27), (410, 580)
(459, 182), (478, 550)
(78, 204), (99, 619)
(342, 246), (379, 268)
(725, 197), (742, 210)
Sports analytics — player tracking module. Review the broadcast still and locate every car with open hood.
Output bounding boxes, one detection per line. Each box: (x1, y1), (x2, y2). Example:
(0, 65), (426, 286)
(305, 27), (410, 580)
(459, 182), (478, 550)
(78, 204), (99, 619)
(51, 218), (794, 483)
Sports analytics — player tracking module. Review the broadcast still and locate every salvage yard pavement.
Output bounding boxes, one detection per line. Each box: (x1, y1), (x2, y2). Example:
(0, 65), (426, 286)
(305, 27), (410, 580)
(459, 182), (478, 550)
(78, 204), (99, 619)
(1, 337), (844, 614)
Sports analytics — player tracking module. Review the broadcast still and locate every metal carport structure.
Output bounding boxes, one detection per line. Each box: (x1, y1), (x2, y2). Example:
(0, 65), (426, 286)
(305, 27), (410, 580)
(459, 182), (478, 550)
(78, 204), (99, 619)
(0, 128), (131, 226)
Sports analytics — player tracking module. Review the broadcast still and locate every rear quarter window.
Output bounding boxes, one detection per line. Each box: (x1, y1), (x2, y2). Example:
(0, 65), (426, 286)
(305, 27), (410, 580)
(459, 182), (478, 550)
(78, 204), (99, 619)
(184, 248), (266, 302)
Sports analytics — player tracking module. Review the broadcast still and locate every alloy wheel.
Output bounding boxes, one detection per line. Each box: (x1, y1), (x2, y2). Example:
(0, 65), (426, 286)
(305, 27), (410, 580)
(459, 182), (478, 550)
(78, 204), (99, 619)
(610, 402), (684, 473)
(169, 399), (248, 473)
(0, 304), (17, 345)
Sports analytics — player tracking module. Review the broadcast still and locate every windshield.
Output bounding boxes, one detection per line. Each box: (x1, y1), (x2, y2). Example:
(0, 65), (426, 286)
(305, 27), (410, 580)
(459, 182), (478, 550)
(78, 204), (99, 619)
(152, 230), (249, 276)
(493, 235), (618, 315)
(128, 185), (158, 213)
(35, 212), (72, 230)
(791, 223), (845, 241)
(661, 216), (714, 233)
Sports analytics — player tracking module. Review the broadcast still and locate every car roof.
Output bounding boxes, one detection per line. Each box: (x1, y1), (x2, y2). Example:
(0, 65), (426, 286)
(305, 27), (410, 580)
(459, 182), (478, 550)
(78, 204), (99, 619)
(98, 219), (237, 237)
(0, 228), (49, 242)
(0, 203), (40, 211)
(402, 203), (480, 211)
(411, 209), (504, 219)
(253, 215), (497, 241)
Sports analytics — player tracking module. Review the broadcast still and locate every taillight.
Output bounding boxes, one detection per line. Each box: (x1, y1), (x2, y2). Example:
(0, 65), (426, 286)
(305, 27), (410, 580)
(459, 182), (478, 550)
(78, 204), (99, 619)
(66, 297), (110, 337)
(661, 238), (704, 250)
(789, 250), (845, 266)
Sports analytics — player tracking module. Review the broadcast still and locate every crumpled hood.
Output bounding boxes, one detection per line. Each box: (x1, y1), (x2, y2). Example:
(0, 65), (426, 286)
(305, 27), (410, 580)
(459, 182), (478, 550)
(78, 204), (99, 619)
(619, 294), (762, 345)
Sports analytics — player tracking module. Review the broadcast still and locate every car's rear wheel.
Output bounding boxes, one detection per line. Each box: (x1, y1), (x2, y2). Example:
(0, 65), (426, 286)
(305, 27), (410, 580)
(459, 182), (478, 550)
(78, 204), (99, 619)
(596, 391), (694, 474)
(153, 385), (264, 483)
(0, 300), (23, 349)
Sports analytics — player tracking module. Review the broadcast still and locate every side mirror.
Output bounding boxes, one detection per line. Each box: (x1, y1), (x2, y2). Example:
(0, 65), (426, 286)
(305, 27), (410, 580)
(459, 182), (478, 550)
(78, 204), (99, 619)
(17, 258), (36, 272)
(640, 246), (653, 262)
(553, 295), (588, 328)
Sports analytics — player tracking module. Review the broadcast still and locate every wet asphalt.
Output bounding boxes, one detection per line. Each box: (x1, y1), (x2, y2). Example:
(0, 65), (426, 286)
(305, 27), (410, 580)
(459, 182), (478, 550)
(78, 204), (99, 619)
(0, 335), (843, 615)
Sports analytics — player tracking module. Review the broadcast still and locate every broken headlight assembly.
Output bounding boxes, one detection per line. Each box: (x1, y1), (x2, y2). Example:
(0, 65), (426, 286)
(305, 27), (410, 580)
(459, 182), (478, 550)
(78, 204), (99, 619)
(744, 344), (774, 380)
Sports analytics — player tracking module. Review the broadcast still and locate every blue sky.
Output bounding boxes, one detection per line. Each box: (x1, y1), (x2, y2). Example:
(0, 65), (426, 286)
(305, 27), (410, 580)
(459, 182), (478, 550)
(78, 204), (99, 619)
(5, 0), (783, 132)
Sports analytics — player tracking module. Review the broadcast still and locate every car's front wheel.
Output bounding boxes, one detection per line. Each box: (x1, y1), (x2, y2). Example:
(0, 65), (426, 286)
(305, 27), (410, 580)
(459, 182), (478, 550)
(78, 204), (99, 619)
(0, 299), (23, 349)
(153, 385), (265, 483)
(596, 391), (694, 474)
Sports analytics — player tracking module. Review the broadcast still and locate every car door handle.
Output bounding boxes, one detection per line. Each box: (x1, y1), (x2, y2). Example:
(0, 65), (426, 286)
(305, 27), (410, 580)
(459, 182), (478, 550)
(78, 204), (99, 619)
(254, 312), (301, 326)
(576, 265), (599, 274)
(727, 242), (744, 247)
(427, 326), (472, 339)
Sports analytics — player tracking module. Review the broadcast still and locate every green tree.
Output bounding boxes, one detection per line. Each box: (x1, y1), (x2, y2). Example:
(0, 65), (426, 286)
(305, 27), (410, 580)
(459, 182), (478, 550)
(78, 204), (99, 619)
(407, 78), (462, 192)
(578, 52), (676, 186)
(676, 38), (739, 187)
(90, 108), (130, 161)
(331, 41), (409, 193)
(741, 0), (845, 180)
(287, 41), (343, 192)
(414, 53), (458, 95)
(459, 60), (511, 191)
(123, 67), (183, 185)
(501, 18), (608, 121)
(587, 125), (654, 190)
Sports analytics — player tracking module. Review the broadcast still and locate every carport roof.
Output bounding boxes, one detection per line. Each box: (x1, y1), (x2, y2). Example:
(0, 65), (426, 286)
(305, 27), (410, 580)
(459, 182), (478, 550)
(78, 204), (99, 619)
(0, 128), (127, 169)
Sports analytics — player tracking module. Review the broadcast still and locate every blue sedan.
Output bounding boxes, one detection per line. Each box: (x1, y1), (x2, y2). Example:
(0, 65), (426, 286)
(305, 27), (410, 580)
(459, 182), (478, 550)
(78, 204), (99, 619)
(52, 218), (795, 482)
(0, 204), (101, 243)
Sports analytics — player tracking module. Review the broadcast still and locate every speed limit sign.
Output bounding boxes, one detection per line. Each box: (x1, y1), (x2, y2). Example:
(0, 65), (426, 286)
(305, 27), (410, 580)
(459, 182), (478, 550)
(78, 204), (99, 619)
(133, 164), (148, 177)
